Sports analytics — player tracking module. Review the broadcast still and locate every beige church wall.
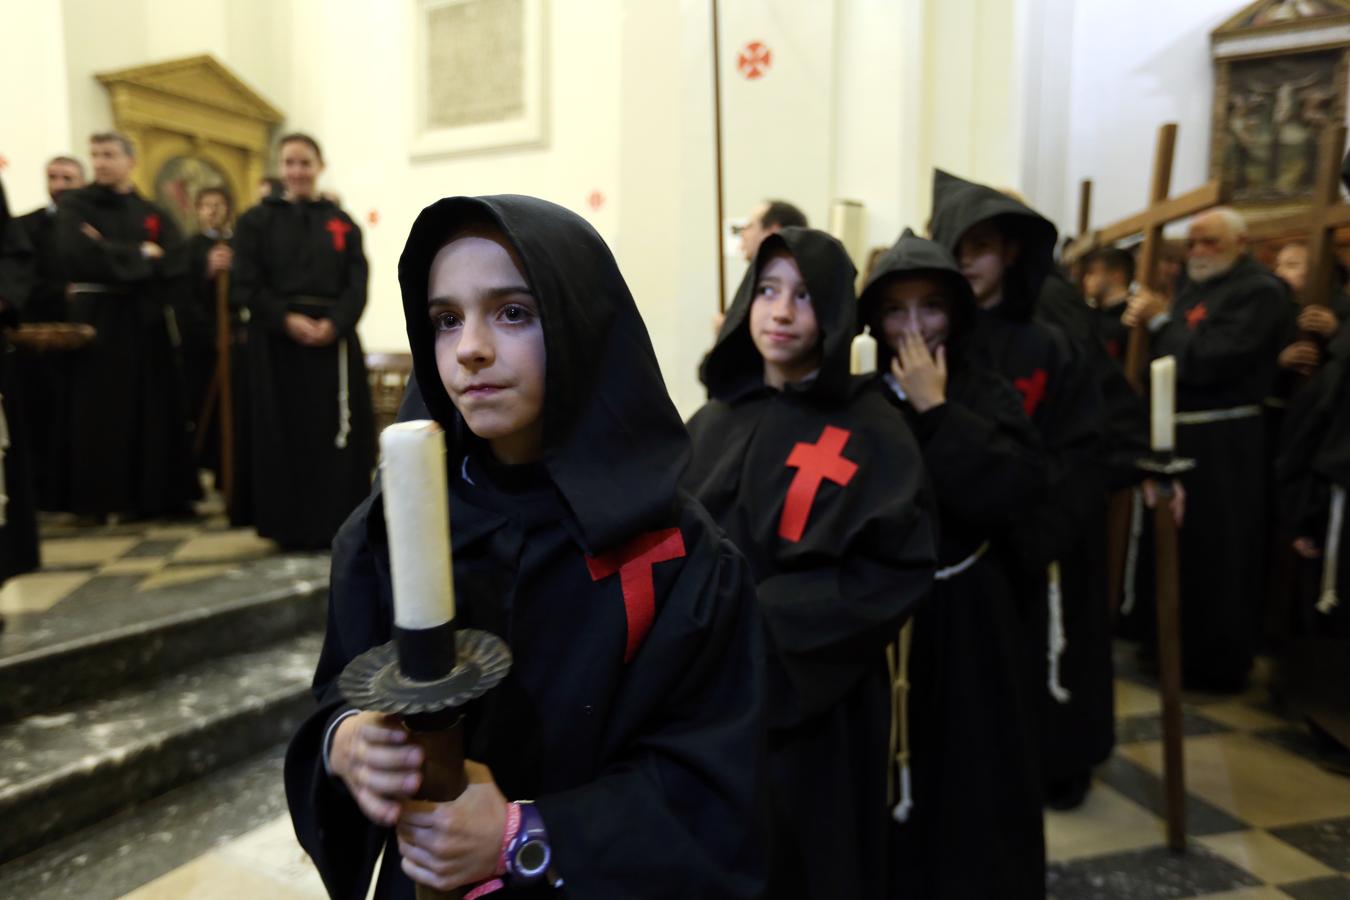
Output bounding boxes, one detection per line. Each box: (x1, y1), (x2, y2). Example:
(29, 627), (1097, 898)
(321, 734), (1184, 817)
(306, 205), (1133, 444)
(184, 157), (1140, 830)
(0, 0), (74, 213)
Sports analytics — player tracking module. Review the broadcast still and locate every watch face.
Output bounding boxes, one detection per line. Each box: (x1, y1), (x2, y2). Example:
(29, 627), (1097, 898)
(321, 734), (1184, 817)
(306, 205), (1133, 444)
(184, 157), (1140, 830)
(517, 839), (549, 876)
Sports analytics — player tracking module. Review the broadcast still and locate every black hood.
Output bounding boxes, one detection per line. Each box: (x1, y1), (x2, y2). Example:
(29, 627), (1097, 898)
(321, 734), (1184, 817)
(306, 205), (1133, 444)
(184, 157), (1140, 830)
(396, 195), (689, 552)
(928, 169), (1057, 322)
(858, 228), (976, 367)
(703, 226), (858, 404)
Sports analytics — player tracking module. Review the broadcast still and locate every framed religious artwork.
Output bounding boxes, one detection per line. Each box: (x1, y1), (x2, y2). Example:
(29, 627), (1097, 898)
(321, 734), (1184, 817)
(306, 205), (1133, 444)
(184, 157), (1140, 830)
(1210, 0), (1350, 219)
(411, 0), (549, 160)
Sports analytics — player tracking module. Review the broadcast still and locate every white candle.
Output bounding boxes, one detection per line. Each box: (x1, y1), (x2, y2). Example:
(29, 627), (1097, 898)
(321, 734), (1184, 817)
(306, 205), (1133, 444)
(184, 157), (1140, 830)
(1150, 356), (1176, 453)
(851, 327), (878, 375)
(380, 421), (455, 630)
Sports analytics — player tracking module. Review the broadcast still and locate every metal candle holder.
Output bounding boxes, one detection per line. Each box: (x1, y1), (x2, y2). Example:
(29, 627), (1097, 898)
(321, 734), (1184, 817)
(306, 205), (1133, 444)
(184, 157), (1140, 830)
(1134, 452), (1196, 478)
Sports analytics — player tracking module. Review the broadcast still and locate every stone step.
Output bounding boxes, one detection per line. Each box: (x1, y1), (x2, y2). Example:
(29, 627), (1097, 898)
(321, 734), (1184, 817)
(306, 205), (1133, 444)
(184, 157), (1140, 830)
(0, 632), (324, 864)
(0, 555), (329, 723)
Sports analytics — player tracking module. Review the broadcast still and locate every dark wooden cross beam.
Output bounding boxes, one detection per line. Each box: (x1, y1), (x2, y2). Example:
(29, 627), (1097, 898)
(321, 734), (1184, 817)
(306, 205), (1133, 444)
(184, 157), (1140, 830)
(1247, 124), (1350, 310)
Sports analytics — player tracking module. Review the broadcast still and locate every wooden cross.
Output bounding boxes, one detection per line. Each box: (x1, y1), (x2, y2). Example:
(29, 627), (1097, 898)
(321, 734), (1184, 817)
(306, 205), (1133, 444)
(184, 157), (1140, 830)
(1247, 124), (1350, 310)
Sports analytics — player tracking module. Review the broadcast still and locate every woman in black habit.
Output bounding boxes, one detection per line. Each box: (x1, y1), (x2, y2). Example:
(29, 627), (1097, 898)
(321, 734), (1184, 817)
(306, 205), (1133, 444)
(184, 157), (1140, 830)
(859, 229), (1048, 899)
(685, 227), (936, 900)
(231, 133), (374, 550)
(286, 195), (766, 899)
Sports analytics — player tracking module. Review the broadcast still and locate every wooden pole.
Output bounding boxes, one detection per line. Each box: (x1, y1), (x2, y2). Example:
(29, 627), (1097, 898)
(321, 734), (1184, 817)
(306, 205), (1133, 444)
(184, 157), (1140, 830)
(1078, 179), (1093, 238)
(411, 724), (470, 900)
(1154, 494), (1187, 852)
(711, 0), (728, 314)
(1123, 124), (1178, 392)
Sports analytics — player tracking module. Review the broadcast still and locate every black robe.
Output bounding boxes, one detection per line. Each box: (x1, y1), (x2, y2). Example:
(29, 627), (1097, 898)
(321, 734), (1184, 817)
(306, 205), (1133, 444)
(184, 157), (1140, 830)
(231, 196), (374, 550)
(688, 227), (937, 900)
(859, 231), (1049, 899)
(180, 230), (233, 479)
(930, 171), (1113, 794)
(1150, 255), (1291, 690)
(13, 205), (73, 511)
(286, 195), (767, 900)
(54, 184), (198, 517)
(0, 181), (40, 580)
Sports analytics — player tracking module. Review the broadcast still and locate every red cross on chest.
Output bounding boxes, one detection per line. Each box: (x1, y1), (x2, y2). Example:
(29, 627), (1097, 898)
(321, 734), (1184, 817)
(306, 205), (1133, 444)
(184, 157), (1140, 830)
(143, 214), (160, 243)
(1185, 302), (1208, 330)
(779, 425), (858, 543)
(1013, 368), (1048, 418)
(585, 527), (686, 663)
(325, 217), (352, 252)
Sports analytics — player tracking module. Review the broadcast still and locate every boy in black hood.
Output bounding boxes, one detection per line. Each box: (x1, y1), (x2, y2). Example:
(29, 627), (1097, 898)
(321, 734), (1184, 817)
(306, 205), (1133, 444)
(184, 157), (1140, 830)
(860, 230), (1048, 898)
(930, 170), (1113, 810)
(285, 196), (766, 899)
(686, 227), (936, 900)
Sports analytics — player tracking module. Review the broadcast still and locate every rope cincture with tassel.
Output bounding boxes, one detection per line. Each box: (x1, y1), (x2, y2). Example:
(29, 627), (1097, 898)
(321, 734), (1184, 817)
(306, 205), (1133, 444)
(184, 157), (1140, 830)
(335, 337), (351, 450)
(1318, 485), (1345, 615)
(0, 392), (10, 527)
(1047, 561), (1072, 704)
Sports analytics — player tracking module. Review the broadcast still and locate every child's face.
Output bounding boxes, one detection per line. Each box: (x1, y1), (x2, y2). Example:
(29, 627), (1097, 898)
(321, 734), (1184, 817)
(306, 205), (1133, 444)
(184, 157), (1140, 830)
(955, 222), (1019, 306)
(876, 275), (951, 357)
(427, 233), (547, 465)
(749, 250), (822, 387)
(196, 193), (229, 232)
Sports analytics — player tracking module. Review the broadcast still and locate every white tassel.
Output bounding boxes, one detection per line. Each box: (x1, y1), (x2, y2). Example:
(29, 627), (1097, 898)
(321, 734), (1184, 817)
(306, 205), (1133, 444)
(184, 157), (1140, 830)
(1120, 488), (1144, 617)
(1047, 561), (1072, 703)
(334, 337), (351, 450)
(892, 764), (914, 824)
(1317, 486), (1345, 615)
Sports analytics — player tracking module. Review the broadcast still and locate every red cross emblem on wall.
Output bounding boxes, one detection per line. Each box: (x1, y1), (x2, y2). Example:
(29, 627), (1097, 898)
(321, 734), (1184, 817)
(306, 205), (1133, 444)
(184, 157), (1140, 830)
(737, 41), (772, 80)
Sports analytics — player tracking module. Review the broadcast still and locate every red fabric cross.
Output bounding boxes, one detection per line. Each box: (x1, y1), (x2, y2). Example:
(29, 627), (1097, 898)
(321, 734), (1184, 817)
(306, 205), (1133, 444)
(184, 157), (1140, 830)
(585, 527), (686, 663)
(779, 425), (858, 543)
(143, 214), (160, 243)
(325, 217), (352, 252)
(1105, 339), (1121, 360)
(1013, 368), (1048, 418)
(1185, 303), (1208, 330)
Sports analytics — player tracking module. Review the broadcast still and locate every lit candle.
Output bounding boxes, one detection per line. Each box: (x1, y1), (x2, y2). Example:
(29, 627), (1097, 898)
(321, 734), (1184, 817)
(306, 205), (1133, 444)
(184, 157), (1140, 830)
(380, 421), (455, 630)
(1150, 356), (1176, 453)
(851, 327), (877, 375)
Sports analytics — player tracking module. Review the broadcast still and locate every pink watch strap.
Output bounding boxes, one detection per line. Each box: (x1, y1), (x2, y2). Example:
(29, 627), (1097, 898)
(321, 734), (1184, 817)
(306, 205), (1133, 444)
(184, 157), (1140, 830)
(463, 802), (522, 899)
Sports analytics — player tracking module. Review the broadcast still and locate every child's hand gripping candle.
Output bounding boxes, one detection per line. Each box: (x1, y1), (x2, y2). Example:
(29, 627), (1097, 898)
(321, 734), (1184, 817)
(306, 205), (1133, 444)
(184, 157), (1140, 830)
(1150, 356), (1176, 453)
(380, 420), (457, 680)
(851, 326), (877, 375)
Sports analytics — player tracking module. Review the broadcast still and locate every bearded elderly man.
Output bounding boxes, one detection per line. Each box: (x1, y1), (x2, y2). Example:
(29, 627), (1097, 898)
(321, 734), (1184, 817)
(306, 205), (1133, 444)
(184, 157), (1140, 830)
(1124, 207), (1292, 691)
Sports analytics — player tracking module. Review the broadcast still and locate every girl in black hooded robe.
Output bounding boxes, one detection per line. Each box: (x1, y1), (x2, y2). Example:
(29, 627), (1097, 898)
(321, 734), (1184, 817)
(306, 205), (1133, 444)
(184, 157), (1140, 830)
(685, 227), (936, 900)
(929, 170), (1111, 810)
(285, 195), (767, 900)
(859, 230), (1049, 899)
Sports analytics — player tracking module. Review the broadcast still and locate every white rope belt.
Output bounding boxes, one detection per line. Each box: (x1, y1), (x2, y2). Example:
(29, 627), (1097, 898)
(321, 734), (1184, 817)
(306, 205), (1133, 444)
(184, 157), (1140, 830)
(1121, 488), (1144, 617)
(1318, 486), (1345, 615)
(1174, 404), (1262, 426)
(0, 392), (10, 527)
(334, 338), (351, 450)
(934, 541), (990, 581)
(1047, 561), (1071, 704)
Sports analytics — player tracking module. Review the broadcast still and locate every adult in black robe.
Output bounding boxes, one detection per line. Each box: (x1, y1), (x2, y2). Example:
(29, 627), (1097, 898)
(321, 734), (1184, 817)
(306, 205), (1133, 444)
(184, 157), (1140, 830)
(180, 197), (234, 482)
(0, 178), (41, 582)
(231, 191), (374, 550)
(285, 195), (766, 899)
(1126, 209), (1291, 691)
(15, 184), (76, 512)
(860, 230), (1048, 899)
(54, 151), (199, 519)
(686, 227), (937, 900)
(929, 170), (1112, 808)
(1275, 322), (1350, 749)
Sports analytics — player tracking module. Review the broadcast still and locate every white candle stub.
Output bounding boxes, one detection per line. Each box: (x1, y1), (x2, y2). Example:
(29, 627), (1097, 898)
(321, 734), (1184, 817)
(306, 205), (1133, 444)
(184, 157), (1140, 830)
(380, 420), (455, 630)
(850, 327), (878, 376)
(1150, 356), (1176, 453)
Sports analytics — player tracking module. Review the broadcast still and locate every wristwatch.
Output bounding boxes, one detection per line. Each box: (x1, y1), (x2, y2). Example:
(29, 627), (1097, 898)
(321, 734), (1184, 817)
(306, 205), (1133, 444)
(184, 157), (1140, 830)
(505, 801), (555, 887)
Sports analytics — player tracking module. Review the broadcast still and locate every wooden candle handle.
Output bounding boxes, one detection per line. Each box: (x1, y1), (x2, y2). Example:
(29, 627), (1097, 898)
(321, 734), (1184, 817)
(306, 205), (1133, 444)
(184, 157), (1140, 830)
(410, 722), (469, 900)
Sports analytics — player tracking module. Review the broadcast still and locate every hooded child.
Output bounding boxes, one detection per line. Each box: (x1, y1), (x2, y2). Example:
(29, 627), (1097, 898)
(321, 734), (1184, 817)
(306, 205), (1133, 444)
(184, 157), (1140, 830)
(231, 133), (375, 550)
(686, 226), (937, 900)
(929, 170), (1113, 810)
(860, 229), (1049, 899)
(285, 195), (767, 899)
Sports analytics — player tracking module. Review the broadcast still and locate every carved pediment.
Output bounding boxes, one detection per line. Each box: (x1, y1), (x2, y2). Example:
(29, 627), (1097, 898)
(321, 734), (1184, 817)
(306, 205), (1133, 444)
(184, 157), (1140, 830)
(96, 54), (281, 123)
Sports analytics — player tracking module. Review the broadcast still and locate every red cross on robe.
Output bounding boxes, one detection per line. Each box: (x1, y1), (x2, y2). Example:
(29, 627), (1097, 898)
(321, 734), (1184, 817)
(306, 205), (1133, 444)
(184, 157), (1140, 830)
(1013, 368), (1048, 418)
(325, 217), (352, 252)
(1185, 302), (1208, 330)
(585, 527), (686, 663)
(143, 214), (160, 243)
(779, 425), (858, 543)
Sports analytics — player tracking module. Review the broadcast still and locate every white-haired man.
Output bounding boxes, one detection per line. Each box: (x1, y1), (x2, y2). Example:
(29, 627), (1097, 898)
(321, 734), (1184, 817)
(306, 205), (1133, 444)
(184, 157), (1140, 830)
(1124, 207), (1292, 691)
